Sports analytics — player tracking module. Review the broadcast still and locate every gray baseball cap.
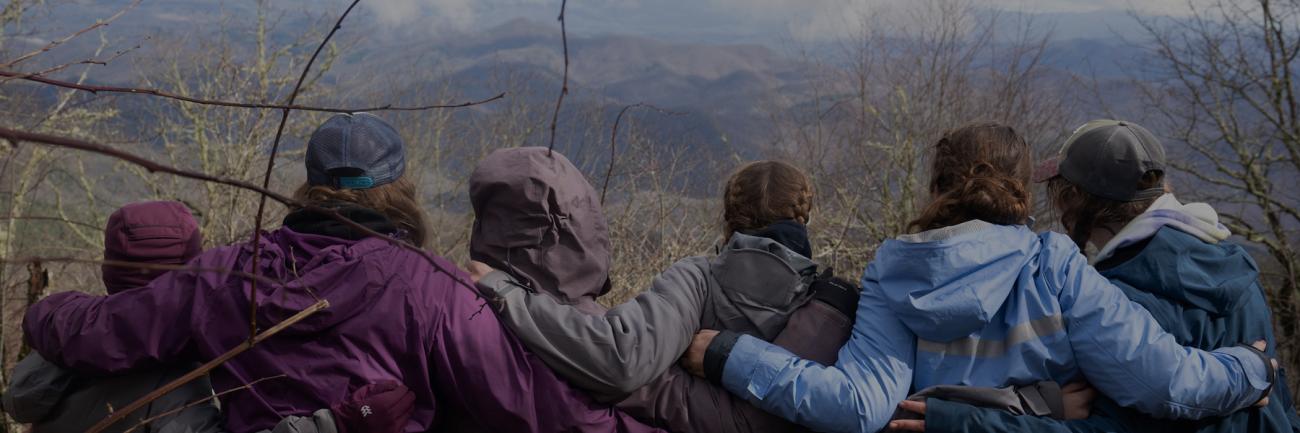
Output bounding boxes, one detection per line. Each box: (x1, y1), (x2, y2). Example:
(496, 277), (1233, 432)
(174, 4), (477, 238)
(1033, 119), (1166, 202)
(305, 113), (406, 189)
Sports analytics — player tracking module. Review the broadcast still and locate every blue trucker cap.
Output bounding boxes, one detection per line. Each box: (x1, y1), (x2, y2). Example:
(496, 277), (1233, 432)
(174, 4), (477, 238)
(305, 113), (406, 189)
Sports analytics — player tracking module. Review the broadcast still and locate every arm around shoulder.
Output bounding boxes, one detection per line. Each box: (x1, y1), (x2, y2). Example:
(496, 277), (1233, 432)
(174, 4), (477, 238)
(1046, 234), (1272, 419)
(478, 258), (712, 401)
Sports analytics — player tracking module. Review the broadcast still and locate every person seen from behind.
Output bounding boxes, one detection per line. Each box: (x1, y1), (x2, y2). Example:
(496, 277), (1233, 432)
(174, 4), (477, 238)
(895, 120), (1300, 433)
(18, 113), (664, 433)
(681, 122), (1278, 433)
(466, 151), (859, 432)
(2, 201), (411, 433)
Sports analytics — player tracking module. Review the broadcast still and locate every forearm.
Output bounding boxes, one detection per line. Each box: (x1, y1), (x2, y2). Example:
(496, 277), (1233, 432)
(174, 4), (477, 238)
(23, 291), (180, 373)
(717, 334), (906, 433)
(438, 275), (663, 433)
(480, 263), (707, 400)
(618, 366), (803, 433)
(926, 399), (1125, 433)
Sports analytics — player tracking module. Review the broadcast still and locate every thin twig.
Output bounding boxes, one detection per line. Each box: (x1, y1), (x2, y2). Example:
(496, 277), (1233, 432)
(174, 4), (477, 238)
(0, 128), (477, 293)
(121, 375), (288, 433)
(0, 70), (505, 113)
(2, 0), (142, 67)
(547, 0), (570, 154)
(0, 257), (289, 288)
(1, 215), (100, 230)
(250, 0), (361, 341)
(601, 103), (683, 204)
(1, 41), (145, 82)
(84, 300), (329, 433)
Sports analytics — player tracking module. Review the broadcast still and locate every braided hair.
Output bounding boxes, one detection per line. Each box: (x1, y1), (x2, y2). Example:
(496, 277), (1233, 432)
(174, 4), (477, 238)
(722, 160), (815, 237)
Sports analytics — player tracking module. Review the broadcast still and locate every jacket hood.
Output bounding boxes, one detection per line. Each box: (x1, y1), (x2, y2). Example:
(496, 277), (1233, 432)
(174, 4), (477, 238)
(1093, 193), (1231, 264)
(708, 233), (819, 340)
(469, 147), (612, 313)
(102, 201), (204, 294)
(874, 220), (1038, 342)
(1103, 226), (1259, 317)
(250, 208), (408, 334)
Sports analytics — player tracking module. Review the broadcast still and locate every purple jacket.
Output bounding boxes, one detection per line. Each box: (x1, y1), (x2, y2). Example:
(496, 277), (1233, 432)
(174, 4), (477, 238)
(24, 223), (664, 433)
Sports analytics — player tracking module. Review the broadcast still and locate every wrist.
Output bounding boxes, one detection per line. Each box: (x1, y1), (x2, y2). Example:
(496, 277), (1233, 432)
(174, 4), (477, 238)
(703, 330), (742, 385)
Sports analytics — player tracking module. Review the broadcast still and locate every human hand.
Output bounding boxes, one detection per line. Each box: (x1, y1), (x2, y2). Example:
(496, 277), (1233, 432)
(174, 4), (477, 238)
(466, 260), (495, 284)
(681, 330), (719, 377)
(1251, 340), (1277, 408)
(1061, 381), (1097, 419)
(889, 400), (926, 432)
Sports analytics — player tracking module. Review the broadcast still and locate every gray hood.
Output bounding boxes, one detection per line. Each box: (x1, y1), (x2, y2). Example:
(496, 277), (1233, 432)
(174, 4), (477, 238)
(470, 147), (612, 314)
(706, 233), (819, 340)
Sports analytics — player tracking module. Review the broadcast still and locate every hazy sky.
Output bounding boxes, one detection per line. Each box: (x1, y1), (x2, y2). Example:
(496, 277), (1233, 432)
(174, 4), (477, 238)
(362, 0), (1195, 42)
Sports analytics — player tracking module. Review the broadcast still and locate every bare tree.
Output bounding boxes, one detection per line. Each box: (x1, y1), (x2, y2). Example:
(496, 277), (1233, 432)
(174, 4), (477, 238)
(769, 0), (1074, 274)
(1133, 0), (1300, 398)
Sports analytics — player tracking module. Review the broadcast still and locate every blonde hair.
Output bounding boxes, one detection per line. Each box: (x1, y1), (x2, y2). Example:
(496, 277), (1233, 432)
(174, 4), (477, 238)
(722, 160), (814, 237)
(292, 177), (430, 248)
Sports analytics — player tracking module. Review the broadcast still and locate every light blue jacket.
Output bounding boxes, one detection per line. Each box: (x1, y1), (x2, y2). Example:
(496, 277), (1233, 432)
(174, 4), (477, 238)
(720, 221), (1273, 433)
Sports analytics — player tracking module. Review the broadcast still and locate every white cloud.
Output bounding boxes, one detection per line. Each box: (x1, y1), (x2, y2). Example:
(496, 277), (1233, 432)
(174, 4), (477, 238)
(362, 0), (1195, 40)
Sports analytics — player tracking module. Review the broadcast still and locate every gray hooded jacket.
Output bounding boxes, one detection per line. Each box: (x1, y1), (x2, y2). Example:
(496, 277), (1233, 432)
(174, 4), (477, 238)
(471, 148), (853, 433)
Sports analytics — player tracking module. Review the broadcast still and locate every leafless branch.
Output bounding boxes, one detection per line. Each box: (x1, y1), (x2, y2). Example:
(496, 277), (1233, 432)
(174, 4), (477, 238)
(0, 128), (477, 294)
(0, 256), (289, 288)
(602, 103), (683, 204)
(122, 375), (288, 433)
(0, 215), (100, 230)
(0, 70), (506, 113)
(547, 0), (569, 154)
(249, 0), (361, 341)
(1, 0), (142, 67)
(85, 300), (329, 433)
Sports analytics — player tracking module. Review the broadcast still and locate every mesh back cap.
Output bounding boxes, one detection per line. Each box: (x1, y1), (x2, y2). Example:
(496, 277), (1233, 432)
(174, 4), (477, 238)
(1035, 119), (1166, 202)
(305, 113), (406, 189)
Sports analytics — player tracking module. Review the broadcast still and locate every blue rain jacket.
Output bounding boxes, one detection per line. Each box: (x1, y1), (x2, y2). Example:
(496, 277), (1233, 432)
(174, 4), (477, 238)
(719, 221), (1273, 433)
(925, 226), (1300, 433)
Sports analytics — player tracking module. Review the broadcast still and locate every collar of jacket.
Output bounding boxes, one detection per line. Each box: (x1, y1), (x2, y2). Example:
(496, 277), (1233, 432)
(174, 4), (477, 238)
(739, 220), (812, 258)
(708, 232), (819, 340)
(282, 202), (399, 241)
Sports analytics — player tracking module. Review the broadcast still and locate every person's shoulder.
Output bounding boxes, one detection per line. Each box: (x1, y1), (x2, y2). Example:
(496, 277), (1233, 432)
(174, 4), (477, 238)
(1034, 231), (1083, 267)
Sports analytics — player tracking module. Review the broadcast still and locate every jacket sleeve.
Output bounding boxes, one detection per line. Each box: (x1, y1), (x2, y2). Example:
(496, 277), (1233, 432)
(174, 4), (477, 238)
(717, 267), (915, 433)
(22, 268), (203, 375)
(1047, 236), (1271, 419)
(429, 266), (663, 433)
(618, 298), (855, 433)
(476, 257), (711, 401)
(925, 399), (1126, 433)
(2, 353), (75, 423)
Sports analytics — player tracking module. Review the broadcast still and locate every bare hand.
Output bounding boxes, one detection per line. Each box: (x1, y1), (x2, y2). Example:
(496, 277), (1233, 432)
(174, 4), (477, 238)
(1061, 381), (1097, 419)
(889, 400), (926, 432)
(1251, 340), (1276, 408)
(466, 260), (495, 284)
(681, 330), (719, 377)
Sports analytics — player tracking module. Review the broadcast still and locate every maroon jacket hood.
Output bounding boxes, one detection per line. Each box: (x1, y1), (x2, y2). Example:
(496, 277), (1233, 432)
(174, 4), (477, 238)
(469, 147), (612, 313)
(102, 201), (203, 294)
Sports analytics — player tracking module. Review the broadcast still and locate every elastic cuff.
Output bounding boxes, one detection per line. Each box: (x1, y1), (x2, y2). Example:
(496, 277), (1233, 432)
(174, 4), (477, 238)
(812, 279), (860, 319)
(1234, 343), (1276, 405)
(476, 270), (523, 298)
(704, 330), (742, 386)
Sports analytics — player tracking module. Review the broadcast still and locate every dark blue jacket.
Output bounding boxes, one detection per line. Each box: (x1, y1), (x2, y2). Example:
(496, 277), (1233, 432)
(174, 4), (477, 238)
(927, 226), (1300, 433)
